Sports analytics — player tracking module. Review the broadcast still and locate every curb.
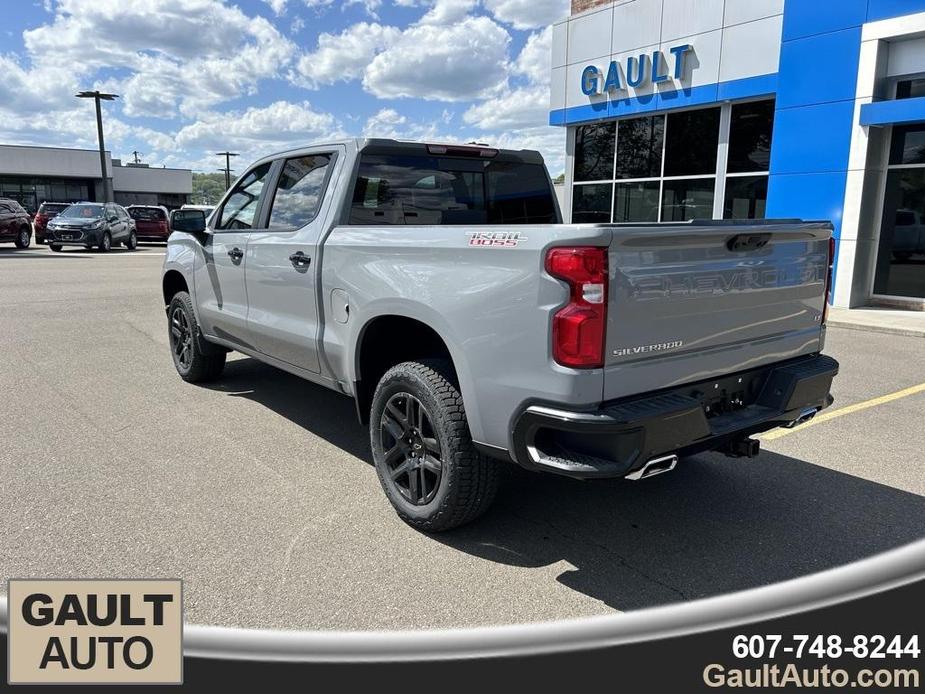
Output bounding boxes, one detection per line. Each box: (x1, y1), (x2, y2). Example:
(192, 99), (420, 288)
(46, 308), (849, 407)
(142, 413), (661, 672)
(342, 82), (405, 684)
(827, 320), (925, 339)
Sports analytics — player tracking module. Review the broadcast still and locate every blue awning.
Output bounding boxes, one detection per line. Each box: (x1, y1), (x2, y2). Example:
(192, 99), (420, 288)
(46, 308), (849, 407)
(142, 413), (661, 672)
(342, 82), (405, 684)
(860, 96), (925, 126)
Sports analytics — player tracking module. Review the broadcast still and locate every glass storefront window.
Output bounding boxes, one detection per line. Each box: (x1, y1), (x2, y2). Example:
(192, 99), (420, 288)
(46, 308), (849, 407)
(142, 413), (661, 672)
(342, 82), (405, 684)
(569, 100), (773, 223)
(896, 78), (925, 100)
(572, 183), (613, 222)
(664, 107), (720, 177)
(574, 122), (615, 181)
(723, 176), (768, 219)
(727, 101), (774, 173)
(613, 181), (660, 222)
(661, 179), (715, 221)
(615, 115), (663, 179)
(889, 124), (925, 165)
(873, 168), (925, 299)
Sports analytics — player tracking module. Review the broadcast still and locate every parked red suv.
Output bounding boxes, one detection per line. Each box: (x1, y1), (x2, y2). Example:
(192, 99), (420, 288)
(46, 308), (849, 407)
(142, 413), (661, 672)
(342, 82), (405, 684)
(33, 202), (70, 244)
(0, 198), (33, 249)
(126, 205), (170, 242)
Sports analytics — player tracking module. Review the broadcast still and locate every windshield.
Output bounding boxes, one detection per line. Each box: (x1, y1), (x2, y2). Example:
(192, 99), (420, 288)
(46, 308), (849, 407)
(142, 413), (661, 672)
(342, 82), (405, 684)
(59, 204), (104, 219)
(129, 207), (166, 221)
(349, 154), (558, 225)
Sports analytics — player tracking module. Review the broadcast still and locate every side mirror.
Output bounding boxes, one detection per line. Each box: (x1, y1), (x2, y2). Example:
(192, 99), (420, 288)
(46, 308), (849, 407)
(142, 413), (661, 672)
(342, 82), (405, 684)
(170, 209), (207, 233)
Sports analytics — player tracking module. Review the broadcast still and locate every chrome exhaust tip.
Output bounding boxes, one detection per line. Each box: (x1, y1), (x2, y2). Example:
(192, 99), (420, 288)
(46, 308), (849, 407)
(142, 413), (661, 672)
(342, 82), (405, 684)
(625, 454), (679, 481)
(783, 406), (820, 429)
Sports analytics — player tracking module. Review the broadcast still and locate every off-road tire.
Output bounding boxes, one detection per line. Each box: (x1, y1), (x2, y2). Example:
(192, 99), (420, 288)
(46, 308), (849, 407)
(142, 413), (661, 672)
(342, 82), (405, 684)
(370, 359), (499, 532)
(167, 291), (226, 382)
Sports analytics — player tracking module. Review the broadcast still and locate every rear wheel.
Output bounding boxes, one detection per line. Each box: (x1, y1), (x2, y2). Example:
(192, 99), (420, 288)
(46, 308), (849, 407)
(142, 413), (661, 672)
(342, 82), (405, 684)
(98, 232), (111, 252)
(370, 359), (499, 532)
(167, 291), (226, 382)
(14, 226), (31, 249)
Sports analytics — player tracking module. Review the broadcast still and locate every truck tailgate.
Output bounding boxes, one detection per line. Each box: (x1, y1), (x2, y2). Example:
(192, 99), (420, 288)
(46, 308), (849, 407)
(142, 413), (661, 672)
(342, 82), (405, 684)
(603, 221), (832, 402)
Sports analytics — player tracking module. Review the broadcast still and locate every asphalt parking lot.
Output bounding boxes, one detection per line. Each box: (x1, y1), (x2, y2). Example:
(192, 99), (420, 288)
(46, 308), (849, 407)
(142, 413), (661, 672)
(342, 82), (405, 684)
(1, 243), (924, 631)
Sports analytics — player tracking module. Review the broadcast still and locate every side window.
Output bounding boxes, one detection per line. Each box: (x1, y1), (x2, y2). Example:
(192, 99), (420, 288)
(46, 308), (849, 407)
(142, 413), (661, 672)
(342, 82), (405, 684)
(267, 154), (333, 229)
(217, 162), (272, 231)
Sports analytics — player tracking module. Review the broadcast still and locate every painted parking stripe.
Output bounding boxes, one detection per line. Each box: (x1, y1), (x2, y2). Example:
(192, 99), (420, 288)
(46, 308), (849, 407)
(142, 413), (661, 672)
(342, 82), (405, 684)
(761, 381), (925, 441)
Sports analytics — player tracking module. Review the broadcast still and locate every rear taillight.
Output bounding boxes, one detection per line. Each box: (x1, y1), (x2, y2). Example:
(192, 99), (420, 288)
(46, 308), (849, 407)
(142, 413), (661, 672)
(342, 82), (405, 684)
(34, 214), (46, 226)
(545, 246), (608, 368)
(823, 236), (835, 324)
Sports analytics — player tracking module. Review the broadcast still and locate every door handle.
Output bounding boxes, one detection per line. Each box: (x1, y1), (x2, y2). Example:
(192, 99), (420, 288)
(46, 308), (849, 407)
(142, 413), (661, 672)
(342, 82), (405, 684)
(228, 247), (244, 261)
(289, 251), (311, 267)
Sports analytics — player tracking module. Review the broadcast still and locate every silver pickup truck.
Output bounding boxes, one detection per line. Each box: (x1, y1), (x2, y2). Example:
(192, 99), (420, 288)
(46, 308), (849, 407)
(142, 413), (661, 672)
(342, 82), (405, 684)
(162, 138), (839, 531)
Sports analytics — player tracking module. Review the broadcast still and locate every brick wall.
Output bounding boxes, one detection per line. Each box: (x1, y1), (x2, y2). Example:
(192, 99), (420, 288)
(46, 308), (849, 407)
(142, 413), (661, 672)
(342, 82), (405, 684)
(571, 0), (612, 15)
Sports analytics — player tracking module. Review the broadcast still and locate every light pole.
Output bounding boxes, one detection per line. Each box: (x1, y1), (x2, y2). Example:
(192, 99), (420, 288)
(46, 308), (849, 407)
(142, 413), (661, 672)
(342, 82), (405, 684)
(215, 151), (239, 190)
(76, 90), (118, 203)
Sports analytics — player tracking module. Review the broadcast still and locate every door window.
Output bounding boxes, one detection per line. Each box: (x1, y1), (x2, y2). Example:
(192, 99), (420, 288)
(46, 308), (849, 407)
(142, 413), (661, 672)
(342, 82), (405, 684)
(217, 163), (272, 230)
(267, 154), (332, 229)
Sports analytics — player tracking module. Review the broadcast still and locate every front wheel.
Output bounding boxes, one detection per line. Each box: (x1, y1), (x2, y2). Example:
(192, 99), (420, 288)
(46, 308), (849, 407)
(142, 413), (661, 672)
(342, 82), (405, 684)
(14, 227), (31, 249)
(49, 244), (62, 252)
(370, 360), (499, 532)
(98, 232), (111, 252)
(167, 291), (226, 382)
(125, 230), (138, 250)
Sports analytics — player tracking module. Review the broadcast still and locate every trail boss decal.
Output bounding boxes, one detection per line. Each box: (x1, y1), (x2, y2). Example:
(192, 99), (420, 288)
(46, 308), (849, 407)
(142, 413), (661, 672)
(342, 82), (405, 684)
(613, 340), (684, 357)
(467, 231), (526, 247)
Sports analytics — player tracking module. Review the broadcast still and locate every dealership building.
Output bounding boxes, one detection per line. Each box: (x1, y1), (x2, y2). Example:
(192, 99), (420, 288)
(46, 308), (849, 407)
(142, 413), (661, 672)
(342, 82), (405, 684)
(0, 144), (192, 212)
(550, 0), (925, 309)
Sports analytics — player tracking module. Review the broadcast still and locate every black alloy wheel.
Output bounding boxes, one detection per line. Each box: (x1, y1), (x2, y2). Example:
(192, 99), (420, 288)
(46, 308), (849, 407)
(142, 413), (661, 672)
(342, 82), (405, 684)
(380, 392), (444, 505)
(169, 305), (193, 371)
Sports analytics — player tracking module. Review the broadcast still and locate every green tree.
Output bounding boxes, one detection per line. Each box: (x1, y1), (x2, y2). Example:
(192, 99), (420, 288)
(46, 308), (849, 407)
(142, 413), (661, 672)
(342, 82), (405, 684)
(191, 173), (228, 205)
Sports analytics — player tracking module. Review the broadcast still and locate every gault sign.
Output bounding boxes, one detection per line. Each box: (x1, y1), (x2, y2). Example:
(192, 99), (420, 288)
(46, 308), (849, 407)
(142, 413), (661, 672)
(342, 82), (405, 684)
(581, 44), (693, 96)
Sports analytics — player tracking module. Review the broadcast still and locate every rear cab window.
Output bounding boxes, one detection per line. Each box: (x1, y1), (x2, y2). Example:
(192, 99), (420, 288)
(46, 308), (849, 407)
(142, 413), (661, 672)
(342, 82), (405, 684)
(348, 147), (558, 225)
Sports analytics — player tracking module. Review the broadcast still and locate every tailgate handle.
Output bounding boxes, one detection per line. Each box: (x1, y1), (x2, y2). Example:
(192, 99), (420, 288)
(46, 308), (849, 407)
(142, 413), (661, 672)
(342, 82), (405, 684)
(727, 233), (771, 252)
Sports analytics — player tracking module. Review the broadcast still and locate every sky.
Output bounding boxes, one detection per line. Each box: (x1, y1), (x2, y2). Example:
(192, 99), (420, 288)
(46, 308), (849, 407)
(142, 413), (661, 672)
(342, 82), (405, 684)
(0, 0), (569, 176)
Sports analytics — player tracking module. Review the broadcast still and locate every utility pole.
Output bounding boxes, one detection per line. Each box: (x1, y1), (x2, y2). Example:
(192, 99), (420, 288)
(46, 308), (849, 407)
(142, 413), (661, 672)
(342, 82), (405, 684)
(131, 150), (143, 164)
(76, 90), (118, 202)
(215, 151), (239, 190)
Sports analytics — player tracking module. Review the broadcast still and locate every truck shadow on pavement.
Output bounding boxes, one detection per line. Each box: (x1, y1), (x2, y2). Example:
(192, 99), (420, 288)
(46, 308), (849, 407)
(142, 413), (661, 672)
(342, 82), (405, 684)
(207, 357), (925, 614)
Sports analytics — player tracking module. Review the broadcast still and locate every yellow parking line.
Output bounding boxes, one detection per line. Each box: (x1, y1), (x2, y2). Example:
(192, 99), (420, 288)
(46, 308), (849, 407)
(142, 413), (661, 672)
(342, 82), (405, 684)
(761, 381), (925, 441)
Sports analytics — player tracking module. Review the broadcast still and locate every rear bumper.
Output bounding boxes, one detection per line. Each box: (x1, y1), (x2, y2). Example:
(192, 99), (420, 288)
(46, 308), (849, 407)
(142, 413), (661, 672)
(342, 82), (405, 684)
(510, 353), (839, 479)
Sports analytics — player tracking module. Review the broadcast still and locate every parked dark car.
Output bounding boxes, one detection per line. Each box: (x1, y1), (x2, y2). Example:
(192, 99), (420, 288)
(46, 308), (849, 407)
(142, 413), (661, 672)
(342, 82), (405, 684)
(46, 202), (137, 252)
(0, 198), (33, 249)
(126, 205), (170, 242)
(32, 202), (70, 244)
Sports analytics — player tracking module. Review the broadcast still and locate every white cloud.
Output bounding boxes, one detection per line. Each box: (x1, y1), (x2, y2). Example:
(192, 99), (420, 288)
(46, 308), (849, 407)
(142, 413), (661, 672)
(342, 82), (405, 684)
(462, 27), (552, 129)
(293, 22), (401, 89)
(417, 0), (477, 25)
(19, 0), (296, 118)
(364, 16), (510, 101)
(514, 26), (552, 86)
(303, 0), (383, 18)
(263, 0), (288, 15)
(483, 0), (569, 30)
(463, 86), (548, 130)
(175, 101), (340, 157)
